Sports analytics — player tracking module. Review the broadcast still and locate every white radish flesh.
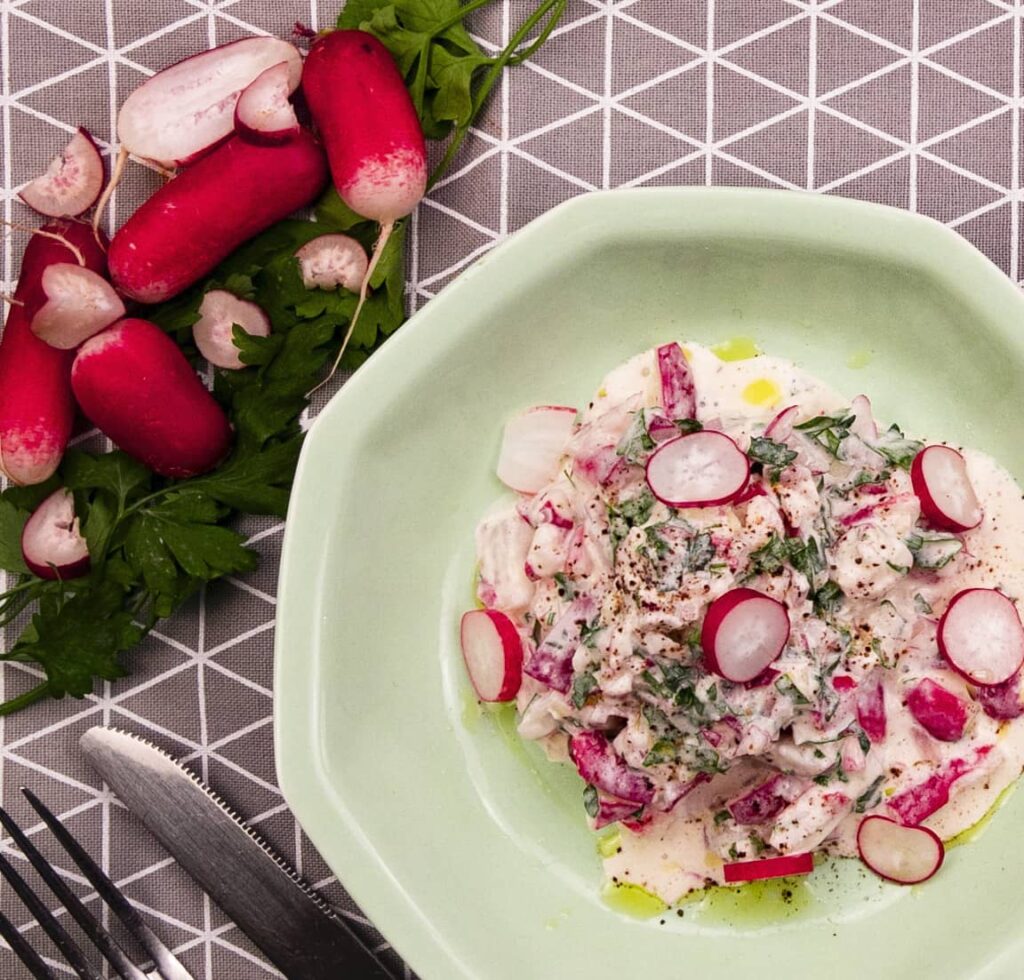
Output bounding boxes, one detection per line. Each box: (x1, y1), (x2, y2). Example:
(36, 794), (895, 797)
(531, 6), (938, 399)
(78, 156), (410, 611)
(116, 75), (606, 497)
(18, 129), (104, 218)
(234, 62), (300, 145)
(911, 445), (982, 532)
(192, 290), (271, 370)
(460, 609), (523, 702)
(30, 263), (125, 350)
(118, 38), (302, 167)
(856, 815), (944, 884)
(497, 407), (577, 495)
(295, 234), (369, 291)
(645, 431), (750, 507)
(938, 588), (1024, 686)
(702, 588), (790, 683)
(21, 489), (90, 580)
(848, 394), (878, 441)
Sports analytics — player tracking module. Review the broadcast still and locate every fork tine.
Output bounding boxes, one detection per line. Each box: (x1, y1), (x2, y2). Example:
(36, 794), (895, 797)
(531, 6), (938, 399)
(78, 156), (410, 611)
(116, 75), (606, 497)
(0, 907), (59, 980)
(22, 789), (195, 980)
(0, 805), (148, 980)
(0, 849), (102, 980)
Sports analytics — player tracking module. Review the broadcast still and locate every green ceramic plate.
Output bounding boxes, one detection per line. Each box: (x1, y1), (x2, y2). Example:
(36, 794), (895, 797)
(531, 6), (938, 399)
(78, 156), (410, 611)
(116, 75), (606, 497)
(275, 188), (1024, 980)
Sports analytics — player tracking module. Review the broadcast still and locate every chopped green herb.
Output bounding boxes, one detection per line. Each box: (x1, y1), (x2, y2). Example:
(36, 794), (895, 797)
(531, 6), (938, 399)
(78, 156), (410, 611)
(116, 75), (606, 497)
(579, 617), (603, 649)
(747, 436), (798, 480)
(714, 809), (731, 826)
(553, 572), (576, 600)
(571, 670), (599, 709)
(914, 593), (933, 615)
(675, 419), (704, 435)
(728, 844), (740, 861)
(813, 748), (826, 759)
(684, 532), (716, 572)
(854, 775), (886, 813)
(813, 757), (848, 785)
(812, 580), (845, 617)
(641, 524), (672, 560)
(531, 618), (542, 645)
(749, 834), (768, 856)
(907, 532), (963, 570)
(857, 730), (872, 755)
(775, 676), (811, 705)
(643, 738), (678, 767)
(886, 561), (910, 574)
(583, 784), (599, 818)
(871, 424), (923, 470)
(616, 411), (656, 465)
(795, 412), (855, 457)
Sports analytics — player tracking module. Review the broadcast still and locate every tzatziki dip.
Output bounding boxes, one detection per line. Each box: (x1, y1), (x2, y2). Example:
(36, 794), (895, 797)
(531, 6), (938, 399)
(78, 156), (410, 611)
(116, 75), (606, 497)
(459, 342), (1024, 901)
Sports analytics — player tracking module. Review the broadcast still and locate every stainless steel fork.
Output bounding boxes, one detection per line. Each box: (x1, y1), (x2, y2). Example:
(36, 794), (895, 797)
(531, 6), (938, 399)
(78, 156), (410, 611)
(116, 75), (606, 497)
(0, 788), (194, 980)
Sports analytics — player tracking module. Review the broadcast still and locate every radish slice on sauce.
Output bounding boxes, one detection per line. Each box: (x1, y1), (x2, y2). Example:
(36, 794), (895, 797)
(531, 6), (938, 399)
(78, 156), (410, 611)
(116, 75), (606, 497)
(497, 406), (576, 495)
(645, 431), (750, 507)
(30, 263), (125, 350)
(21, 489), (90, 580)
(234, 62), (300, 144)
(722, 852), (813, 883)
(856, 816), (944, 885)
(764, 404), (798, 441)
(702, 588), (790, 683)
(938, 588), (1024, 687)
(459, 609), (523, 702)
(911, 445), (982, 532)
(18, 128), (104, 218)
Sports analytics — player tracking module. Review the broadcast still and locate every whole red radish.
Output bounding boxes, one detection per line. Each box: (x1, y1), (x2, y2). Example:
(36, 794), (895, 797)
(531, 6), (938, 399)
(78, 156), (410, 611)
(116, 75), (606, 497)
(108, 131), (328, 303)
(71, 318), (232, 478)
(0, 221), (108, 485)
(21, 488), (90, 580)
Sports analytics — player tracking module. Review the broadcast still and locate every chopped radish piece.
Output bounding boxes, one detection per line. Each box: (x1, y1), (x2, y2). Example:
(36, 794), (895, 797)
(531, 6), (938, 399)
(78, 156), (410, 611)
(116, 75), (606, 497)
(192, 290), (271, 370)
(888, 748), (991, 825)
(21, 489), (90, 580)
(295, 234), (369, 292)
(728, 774), (802, 825)
(569, 731), (654, 805)
(764, 405), (798, 441)
(30, 263), (125, 351)
(234, 62), (300, 144)
(656, 342), (696, 420)
(497, 406), (577, 495)
(938, 588), (1024, 687)
(523, 596), (595, 693)
(702, 588), (790, 683)
(645, 431), (750, 508)
(974, 671), (1024, 720)
(459, 609), (523, 702)
(848, 394), (878, 441)
(722, 852), (813, 883)
(906, 678), (969, 742)
(911, 445), (982, 532)
(18, 128), (104, 218)
(593, 794), (642, 830)
(856, 816), (944, 885)
(856, 675), (887, 743)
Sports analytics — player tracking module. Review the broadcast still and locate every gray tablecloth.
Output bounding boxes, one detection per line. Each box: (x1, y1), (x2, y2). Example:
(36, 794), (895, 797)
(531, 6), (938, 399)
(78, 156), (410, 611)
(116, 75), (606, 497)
(1, 2), (1018, 977)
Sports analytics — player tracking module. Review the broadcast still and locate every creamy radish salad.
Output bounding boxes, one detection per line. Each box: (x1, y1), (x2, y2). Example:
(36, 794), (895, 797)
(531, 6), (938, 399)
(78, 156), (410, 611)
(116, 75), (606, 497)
(460, 342), (1024, 902)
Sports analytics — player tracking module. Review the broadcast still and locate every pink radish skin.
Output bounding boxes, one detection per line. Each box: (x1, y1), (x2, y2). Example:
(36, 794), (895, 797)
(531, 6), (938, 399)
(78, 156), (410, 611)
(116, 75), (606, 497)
(31, 263), (125, 350)
(497, 406), (577, 495)
(459, 609), (523, 702)
(117, 38), (302, 167)
(656, 342), (696, 420)
(974, 672), (1024, 720)
(723, 852), (814, 883)
(911, 445), (982, 532)
(71, 318), (232, 478)
(906, 678), (969, 742)
(764, 405), (798, 441)
(523, 595), (596, 693)
(18, 128), (104, 218)
(938, 588), (1024, 687)
(856, 675), (887, 743)
(702, 588), (790, 683)
(645, 431), (750, 508)
(20, 489), (89, 580)
(569, 731), (654, 806)
(856, 816), (944, 885)
(295, 234), (369, 291)
(192, 290), (271, 370)
(888, 747), (991, 825)
(0, 221), (108, 485)
(593, 795), (642, 830)
(108, 131), (328, 304)
(728, 774), (803, 825)
(234, 62), (300, 145)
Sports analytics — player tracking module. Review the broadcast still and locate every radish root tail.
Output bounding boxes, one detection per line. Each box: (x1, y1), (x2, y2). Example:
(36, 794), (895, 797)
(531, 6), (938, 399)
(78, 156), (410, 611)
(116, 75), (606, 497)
(0, 220), (85, 266)
(92, 146), (128, 244)
(308, 219), (394, 398)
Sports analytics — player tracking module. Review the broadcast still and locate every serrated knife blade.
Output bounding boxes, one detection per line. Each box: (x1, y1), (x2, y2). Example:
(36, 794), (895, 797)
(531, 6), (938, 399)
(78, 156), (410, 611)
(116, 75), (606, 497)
(80, 726), (395, 980)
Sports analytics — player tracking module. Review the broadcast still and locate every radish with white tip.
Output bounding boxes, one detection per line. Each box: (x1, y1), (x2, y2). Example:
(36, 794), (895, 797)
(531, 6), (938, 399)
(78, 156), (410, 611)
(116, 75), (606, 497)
(459, 609), (523, 702)
(938, 588), (1024, 686)
(21, 489), (90, 580)
(722, 852), (813, 883)
(192, 290), (271, 370)
(856, 815), (944, 884)
(702, 588), (790, 683)
(30, 263), (125, 350)
(911, 445), (982, 532)
(18, 128), (104, 218)
(497, 406), (577, 495)
(234, 62), (300, 145)
(295, 234), (369, 292)
(645, 431), (750, 507)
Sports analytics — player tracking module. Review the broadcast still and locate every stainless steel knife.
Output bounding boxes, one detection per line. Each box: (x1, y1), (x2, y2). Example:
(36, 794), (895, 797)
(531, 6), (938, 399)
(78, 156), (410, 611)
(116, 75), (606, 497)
(80, 726), (396, 980)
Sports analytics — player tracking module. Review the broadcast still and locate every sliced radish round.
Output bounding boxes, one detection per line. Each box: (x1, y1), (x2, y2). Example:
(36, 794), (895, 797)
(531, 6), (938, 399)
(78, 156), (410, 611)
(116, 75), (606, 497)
(234, 62), (301, 145)
(702, 588), (790, 683)
(938, 588), (1024, 686)
(21, 489), (90, 580)
(911, 445), (982, 532)
(18, 128), (104, 218)
(459, 609), (523, 702)
(192, 290), (271, 370)
(722, 852), (814, 883)
(764, 405), (798, 442)
(497, 406), (577, 495)
(30, 263), (125, 350)
(645, 431), (750, 508)
(856, 815), (944, 885)
(295, 234), (369, 292)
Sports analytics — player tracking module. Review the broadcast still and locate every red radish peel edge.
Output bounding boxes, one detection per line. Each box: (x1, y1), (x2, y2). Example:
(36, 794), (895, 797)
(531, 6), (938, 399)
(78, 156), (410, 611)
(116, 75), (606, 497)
(18, 128), (104, 218)
(21, 489), (90, 580)
(723, 852), (814, 883)
(856, 816), (944, 884)
(911, 445), (982, 533)
(645, 431), (750, 508)
(938, 588), (1024, 687)
(234, 62), (300, 145)
(702, 588), (790, 683)
(460, 609), (523, 702)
